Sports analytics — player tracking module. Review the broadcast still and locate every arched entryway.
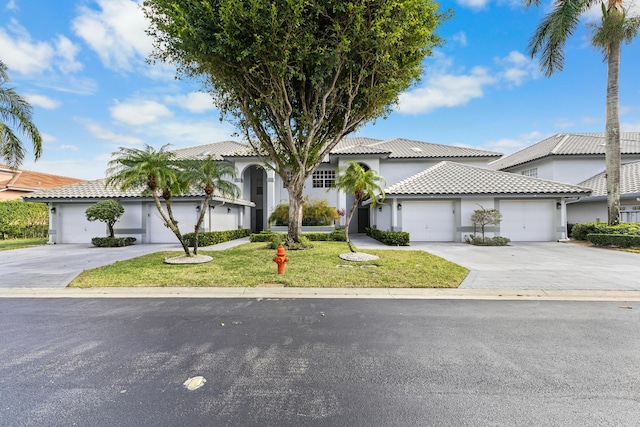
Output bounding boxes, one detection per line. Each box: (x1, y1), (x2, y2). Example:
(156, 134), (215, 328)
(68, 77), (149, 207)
(243, 165), (267, 233)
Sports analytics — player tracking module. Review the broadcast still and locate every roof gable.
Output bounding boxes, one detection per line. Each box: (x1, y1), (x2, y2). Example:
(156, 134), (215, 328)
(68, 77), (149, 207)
(578, 161), (640, 197)
(385, 161), (592, 196)
(0, 164), (86, 192)
(490, 133), (640, 170)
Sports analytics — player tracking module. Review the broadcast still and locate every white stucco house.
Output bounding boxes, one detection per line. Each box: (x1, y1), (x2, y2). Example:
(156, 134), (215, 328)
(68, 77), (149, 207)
(24, 137), (592, 244)
(489, 132), (640, 224)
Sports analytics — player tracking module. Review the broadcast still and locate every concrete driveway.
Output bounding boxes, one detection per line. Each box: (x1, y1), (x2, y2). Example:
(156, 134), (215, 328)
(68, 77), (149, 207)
(409, 241), (640, 290)
(350, 236), (640, 291)
(0, 243), (181, 288)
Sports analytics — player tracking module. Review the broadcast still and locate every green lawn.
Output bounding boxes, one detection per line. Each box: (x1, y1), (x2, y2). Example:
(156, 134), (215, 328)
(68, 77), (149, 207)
(70, 241), (468, 288)
(0, 237), (48, 251)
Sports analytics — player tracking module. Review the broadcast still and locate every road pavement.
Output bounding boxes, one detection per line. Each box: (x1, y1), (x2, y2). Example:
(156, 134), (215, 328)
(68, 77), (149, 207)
(2, 298), (639, 426)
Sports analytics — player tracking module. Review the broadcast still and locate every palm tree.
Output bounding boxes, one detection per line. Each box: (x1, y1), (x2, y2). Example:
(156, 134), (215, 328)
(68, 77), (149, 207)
(0, 60), (42, 168)
(178, 156), (240, 255)
(526, 0), (640, 225)
(333, 161), (385, 253)
(107, 144), (192, 256)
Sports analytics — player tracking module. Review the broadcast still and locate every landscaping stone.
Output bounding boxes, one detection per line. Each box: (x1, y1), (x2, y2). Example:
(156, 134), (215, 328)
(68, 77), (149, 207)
(164, 254), (213, 265)
(339, 252), (379, 262)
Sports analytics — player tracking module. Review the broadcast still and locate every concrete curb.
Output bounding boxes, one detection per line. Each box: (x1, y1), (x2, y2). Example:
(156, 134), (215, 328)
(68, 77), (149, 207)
(2, 287), (640, 301)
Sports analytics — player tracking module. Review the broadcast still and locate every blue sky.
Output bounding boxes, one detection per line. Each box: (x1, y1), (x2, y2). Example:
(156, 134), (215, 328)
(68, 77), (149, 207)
(2, 0), (639, 180)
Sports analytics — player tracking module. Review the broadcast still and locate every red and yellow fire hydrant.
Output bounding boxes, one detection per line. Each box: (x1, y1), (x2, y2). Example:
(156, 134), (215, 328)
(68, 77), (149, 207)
(273, 244), (289, 275)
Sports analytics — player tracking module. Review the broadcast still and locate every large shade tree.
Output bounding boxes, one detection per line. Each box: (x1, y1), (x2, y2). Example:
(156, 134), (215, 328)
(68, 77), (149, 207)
(0, 60), (42, 168)
(143, 0), (447, 243)
(526, 0), (640, 225)
(333, 161), (385, 253)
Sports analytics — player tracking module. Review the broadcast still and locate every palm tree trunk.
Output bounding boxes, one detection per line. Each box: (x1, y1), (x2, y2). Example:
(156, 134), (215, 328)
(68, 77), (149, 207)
(192, 195), (211, 255)
(605, 39), (621, 225)
(151, 193), (191, 256)
(344, 198), (360, 253)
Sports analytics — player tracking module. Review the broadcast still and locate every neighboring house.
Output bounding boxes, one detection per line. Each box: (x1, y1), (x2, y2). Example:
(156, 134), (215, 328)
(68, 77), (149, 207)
(489, 132), (640, 224)
(0, 164), (85, 201)
(24, 137), (591, 243)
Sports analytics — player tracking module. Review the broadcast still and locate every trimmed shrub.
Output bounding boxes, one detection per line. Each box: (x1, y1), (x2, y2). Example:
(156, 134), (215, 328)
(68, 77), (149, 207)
(464, 235), (510, 246)
(91, 237), (136, 247)
(366, 227), (410, 246)
(183, 228), (251, 247)
(250, 229), (346, 243)
(587, 233), (640, 247)
(571, 222), (640, 240)
(268, 198), (340, 226)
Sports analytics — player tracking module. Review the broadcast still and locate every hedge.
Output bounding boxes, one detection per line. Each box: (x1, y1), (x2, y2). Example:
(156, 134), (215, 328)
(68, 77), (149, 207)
(464, 235), (510, 246)
(91, 237), (137, 247)
(183, 229), (251, 247)
(571, 222), (640, 240)
(586, 233), (640, 247)
(0, 200), (48, 239)
(366, 227), (410, 246)
(250, 229), (346, 243)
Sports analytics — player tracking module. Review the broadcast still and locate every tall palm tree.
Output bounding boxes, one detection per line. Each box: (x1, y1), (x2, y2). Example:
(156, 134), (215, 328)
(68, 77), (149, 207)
(333, 161), (385, 253)
(107, 144), (192, 256)
(0, 60), (42, 168)
(526, 0), (640, 225)
(178, 156), (240, 255)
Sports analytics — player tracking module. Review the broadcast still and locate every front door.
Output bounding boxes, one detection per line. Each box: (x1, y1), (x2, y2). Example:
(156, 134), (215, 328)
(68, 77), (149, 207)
(357, 207), (370, 233)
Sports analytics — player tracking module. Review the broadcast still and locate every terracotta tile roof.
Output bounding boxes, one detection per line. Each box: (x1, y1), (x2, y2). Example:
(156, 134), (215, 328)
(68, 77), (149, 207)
(385, 161), (592, 196)
(0, 164), (86, 192)
(577, 161), (640, 198)
(489, 133), (640, 170)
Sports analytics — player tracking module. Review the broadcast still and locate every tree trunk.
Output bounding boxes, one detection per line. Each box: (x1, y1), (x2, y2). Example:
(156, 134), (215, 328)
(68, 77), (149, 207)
(605, 40), (621, 226)
(344, 198), (360, 253)
(192, 195), (211, 256)
(151, 193), (191, 256)
(286, 177), (306, 243)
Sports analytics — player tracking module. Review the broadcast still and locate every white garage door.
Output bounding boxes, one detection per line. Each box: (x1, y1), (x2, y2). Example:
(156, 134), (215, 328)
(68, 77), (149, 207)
(402, 201), (455, 241)
(148, 204), (197, 243)
(59, 204), (106, 243)
(500, 200), (555, 241)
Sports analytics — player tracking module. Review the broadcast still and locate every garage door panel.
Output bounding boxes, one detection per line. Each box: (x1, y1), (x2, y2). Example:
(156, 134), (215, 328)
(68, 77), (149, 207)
(59, 204), (106, 243)
(500, 200), (554, 242)
(148, 204), (196, 243)
(402, 201), (455, 242)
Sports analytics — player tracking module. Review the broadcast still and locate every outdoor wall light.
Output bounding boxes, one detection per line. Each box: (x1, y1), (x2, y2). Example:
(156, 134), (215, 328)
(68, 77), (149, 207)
(397, 203), (402, 211)
(196, 205), (201, 212)
(50, 207), (56, 213)
(227, 208), (232, 214)
(556, 202), (562, 209)
(378, 206), (382, 211)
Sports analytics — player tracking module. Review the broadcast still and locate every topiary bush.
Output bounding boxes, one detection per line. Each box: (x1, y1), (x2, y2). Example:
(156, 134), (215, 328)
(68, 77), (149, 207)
(366, 227), (410, 246)
(587, 233), (640, 247)
(268, 198), (340, 226)
(91, 237), (136, 247)
(464, 235), (510, 246)
(183, 228), (251, 247)
(251, 229), (346, 243)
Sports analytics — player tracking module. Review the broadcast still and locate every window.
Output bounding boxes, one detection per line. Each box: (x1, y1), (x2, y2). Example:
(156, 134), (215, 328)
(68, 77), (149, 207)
(312, 170), (335, 188)
(521, 168), (538, 178)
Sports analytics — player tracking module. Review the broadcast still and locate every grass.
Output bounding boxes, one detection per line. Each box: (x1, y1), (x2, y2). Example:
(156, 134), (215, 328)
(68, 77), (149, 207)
(70, 241), (468, 288)
(0, 237), (48, 251)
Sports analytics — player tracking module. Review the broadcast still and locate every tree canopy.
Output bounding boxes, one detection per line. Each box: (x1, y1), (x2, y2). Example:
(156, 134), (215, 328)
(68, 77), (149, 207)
(143, 0), (447, 242)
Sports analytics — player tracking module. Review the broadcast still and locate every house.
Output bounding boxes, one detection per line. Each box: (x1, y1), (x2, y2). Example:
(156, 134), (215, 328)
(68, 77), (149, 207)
(0, 164), (85, 201)
(24, 137), (591, 244)
(489, 132), (640, 224)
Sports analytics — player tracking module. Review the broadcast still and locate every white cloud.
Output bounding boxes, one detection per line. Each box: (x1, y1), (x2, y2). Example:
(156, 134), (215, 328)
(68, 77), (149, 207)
(73, 0), (152, 72)
(41, 133), (58, 143)
(20, 154), (111, 180)
(0, 20), (54, 75)
(110, 99), (173, 125)
(456, 0), (491, 10)
(56, 145), (79, 152)
(166, 92), (217, 113)
(43, 76), (98, 96)
(83, 120), (145, 146)
(398, 51), (539, 114)
(397, 67), (497, 114)
(0, 19), (82, 76)
(55, 35), (83, 73)
(6, 0), (17, 10)
(24, 93), (61, 110)
(452, 32), (468, 47)
(483, 131), (544, 155)
(146, 120), (235, 148)
(622, 121), (640, 131)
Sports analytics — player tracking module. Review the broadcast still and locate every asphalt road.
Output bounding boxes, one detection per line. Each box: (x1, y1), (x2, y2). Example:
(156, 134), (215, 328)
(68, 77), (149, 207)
(1, 298), (639, 426)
